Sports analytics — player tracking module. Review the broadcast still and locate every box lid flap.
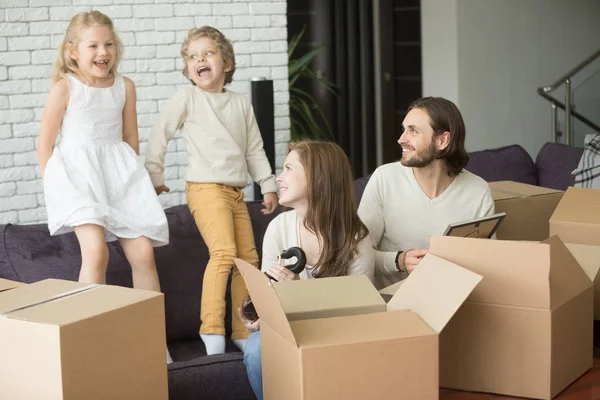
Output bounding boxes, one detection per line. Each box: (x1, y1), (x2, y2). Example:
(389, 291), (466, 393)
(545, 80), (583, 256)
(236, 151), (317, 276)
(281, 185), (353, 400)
(0, 278), (23, 293)
(273, 275), (384, 321)
(379, 280), (404, 296)
(386, 254), (482, 333)
(0, 279), (161, 324)
(565, 243), (600, 283)
(550, 187), (600, 225)
(546, 236), (594, 309)
(430, 236), (551, 309)
(491, 181), (562, 200)
(235, 258), (297, 346)
(291, 309), (434, 348)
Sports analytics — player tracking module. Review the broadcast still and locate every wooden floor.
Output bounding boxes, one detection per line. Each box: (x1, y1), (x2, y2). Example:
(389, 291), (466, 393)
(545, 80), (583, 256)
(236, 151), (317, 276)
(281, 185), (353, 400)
(440, 359), (600, 399)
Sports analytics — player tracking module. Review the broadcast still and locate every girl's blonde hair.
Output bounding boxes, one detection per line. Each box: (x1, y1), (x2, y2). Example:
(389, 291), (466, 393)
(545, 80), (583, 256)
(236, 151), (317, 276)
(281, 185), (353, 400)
(180, 26), (236, 85)
(52, 11), (123, 83)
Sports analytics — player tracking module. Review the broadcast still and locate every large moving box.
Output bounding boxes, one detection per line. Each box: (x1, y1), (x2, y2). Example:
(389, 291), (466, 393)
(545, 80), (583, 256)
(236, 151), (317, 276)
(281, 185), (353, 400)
(566, 243), (600, 320)
(490, 181), (563, 240)
(0, 277), (24, 292)
(550, 186), (600, 245)
(236, 255), (482, 400)
(430, 236), (593, 399)
(0, 279), (168, 400)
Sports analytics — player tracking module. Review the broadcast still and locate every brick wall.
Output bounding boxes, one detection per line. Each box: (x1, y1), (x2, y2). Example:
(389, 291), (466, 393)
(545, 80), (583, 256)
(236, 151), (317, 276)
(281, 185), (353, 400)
(0, 0), (290, 224)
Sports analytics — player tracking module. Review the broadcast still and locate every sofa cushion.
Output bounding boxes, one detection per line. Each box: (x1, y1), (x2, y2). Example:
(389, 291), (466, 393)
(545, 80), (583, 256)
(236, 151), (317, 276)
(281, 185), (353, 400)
(535, 142), (583, 190)
(466, 144), (538, 185)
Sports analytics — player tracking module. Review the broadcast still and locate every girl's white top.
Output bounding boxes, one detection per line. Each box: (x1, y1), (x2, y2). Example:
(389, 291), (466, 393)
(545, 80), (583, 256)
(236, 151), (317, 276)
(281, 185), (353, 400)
(43, 73), (169, 246)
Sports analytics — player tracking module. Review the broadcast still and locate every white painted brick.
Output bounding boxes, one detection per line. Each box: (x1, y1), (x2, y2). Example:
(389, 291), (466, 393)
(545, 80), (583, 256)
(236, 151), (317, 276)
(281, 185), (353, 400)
(6, 7), (49, 22)
(96, 5), (133, 18)
(234, 41), (270, 54)
(136, 31), (175, 45)
(8, 36), (51, 51)
(14, 150), (38, 166)
(0, 155), (13, 168)
(30, 0), (69, 5)
(0, 80), (32, 94)
(275, 116), (290, 130)
(174, 4), (211, 16)
(127, 73), (156, 87)
(233, 15), (270, 28)
(49, 7), (92, 21)
(0, 67), (7, 81)
(213, 3), (248, 15)
(0, 22), (29, 37)
(276, 129), (290, 143)
(155, 17), (194, 32)
(0, 195), (37, 211)
(275, 142), (288, 157)
(18, 208), (47, 224)
(119, 32), (135, 46)
(156, 44), (181, 59)
(73, 0), (112, 5)
(32, 79), (51, 93)
(0, 109), (34, 124)
(0, 38), (7, 51)
(251, 53), (287, 67)
(137, 86), (176, 101)
(51, 34), (64, 48)
(174, 58), (184, 71)
(0, 12), (4, 22)
(32, 50), (57, 65)
(113, 18), (154, 32)
(137, 114), (155, 128)
(233, 67), (270, 81)
(0, 125), (11, 138)
(274, 104), (287, 117)
(17, 180), (43, 195)
(136, 100), (157, 114)
(194, 16), (232, 29)
(0, 138), (35, 154)
(274, 91), (289, 104)
(10, 93), (47, 109)
(249, 2), (286, 15)
(0, 0), (28, 7)
(235, 54), (251, 68)
(34, 108), (43, 122)
(0, 166), (36, 181)
(133, 4), (173, 18)
(270, 40), (287, 53)
(252, 27), (287, 41)
(37, 193), (45, 206)
(137, 59), (174, 73)
(221, 28), (251, 41)
(0, 182), (17, 197)
(124, 46), (156, 59)
(0, 211), (18, 224)
(156, 71), (186, 85)
(0, 97), (8, 109)
(9, 64), (51, 79)
(30, 22), (68, 35)
(119, 60), (136, 73)
(158, 192), (183, 208)
(138, 128), (152, 142)
(270, 15), (287, 27)
(13, 122), (39, 138)
(271, 65), (288, 79)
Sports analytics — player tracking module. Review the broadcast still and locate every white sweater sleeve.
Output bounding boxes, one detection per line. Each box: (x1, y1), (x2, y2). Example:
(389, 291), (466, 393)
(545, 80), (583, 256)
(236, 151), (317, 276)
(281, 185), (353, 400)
(261, 213), (287, 272)
(357, 172), (399, 275)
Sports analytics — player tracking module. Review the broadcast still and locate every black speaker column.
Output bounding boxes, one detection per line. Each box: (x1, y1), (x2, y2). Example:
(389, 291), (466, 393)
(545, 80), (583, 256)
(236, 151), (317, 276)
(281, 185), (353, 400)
(250, 77), (275, 201)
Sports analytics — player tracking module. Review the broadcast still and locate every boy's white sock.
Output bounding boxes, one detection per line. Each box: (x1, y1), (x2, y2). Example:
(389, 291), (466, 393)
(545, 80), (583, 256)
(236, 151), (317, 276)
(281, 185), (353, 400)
(233, 338), (247, 353)
(200, 334), (226, 355)
(166, 347), (173, 364)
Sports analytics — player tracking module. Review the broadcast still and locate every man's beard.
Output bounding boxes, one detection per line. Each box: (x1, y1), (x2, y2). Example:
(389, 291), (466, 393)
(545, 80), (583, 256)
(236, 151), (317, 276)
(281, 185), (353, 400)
(400, 140), (437, 168)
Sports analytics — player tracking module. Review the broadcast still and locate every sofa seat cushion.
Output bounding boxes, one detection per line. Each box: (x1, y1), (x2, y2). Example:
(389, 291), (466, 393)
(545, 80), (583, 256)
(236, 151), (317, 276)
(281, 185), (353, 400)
(466, 144), (538, 185)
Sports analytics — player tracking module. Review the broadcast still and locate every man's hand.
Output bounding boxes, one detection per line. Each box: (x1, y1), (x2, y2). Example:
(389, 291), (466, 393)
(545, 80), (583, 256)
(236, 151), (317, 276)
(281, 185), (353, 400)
(266, 263), (299, 282)
(400, 248), (428, 273)
(261, 192), (279, 214)
(155, 185), (170, 196)
(237, 307), (260, 332)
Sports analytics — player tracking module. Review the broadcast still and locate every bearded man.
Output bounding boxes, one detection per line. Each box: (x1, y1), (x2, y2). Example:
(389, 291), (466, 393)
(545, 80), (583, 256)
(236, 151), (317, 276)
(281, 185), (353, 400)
(358, 97), (495, 288)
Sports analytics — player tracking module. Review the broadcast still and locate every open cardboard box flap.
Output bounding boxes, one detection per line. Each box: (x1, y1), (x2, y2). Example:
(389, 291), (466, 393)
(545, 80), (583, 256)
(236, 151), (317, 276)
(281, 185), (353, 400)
(429, 235), (591, 310)
(491, 181), (562, 200)
(0, 278), (24, 293)
(387, 254), (482, 333)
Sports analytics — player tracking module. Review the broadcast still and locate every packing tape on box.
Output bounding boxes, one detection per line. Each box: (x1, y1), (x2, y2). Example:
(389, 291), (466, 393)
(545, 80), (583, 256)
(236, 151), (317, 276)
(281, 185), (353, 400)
(0, 284), (101, 317)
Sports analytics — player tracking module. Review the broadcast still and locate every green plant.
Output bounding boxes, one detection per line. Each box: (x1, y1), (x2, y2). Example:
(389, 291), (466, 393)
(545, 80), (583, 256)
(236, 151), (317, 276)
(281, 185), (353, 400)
(288, 27), (337, 142)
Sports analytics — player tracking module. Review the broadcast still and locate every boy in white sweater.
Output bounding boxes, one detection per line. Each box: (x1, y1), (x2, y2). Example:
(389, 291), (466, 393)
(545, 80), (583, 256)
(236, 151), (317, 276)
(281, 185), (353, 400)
(145, 26), (278, 354)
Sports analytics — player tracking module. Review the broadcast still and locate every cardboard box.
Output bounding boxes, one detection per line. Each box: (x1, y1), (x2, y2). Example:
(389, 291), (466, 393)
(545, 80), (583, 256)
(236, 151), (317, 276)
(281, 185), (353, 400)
(0, 279), (168, 400)
(236, 255), (482, 400)
(0, 277), (24, 292)
(490, 181), (563, 241)
(550, 187), (600, 245)
(565, 243), (600, 320)
(430, 235), (593, 399)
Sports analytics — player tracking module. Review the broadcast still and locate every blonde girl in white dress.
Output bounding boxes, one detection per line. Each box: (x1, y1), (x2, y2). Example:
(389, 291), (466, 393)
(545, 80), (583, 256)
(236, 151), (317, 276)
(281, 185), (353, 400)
(37, 11), (169, 293)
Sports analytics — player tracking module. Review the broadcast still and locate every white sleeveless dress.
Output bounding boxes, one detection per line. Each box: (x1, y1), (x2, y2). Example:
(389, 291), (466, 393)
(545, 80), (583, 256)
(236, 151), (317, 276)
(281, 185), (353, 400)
(43, 74), (169, 246)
